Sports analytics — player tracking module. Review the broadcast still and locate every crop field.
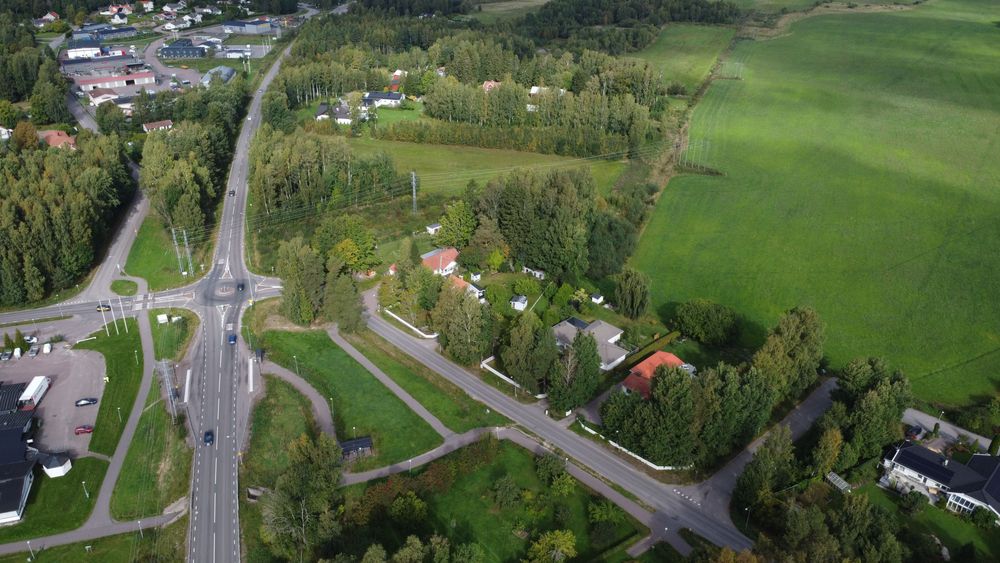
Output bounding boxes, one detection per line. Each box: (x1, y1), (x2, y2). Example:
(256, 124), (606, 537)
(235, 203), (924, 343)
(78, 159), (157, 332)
(632, 24), (735, 93)
(633, 0), (1000, 407)
(348, 137), (626, 197)
(732, 0), (816, 11)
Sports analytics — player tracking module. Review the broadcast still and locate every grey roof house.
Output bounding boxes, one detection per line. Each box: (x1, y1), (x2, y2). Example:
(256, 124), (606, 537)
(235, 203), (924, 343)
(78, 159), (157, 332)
(882, 441), (1000, 523)
(552, 317), (628, 371)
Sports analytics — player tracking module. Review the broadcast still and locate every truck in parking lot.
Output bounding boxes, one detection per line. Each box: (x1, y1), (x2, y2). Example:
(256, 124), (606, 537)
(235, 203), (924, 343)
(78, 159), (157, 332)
(18, 376), (51, 410)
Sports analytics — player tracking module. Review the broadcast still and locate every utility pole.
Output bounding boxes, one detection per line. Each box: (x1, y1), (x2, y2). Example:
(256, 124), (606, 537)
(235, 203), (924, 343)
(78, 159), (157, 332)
(118, 296), (128, 333)
(182, 229), (194, 278)
(411, 171), (417, 215)
(99, 301), (109, 336)
(170, 227), (185, 275)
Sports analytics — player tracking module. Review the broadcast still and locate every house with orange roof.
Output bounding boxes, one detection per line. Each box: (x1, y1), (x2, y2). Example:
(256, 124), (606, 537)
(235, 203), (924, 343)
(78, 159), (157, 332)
(421, 247), (459, 276)
(37, 130), (76, 150)
(482, 80), (501, 93)
(621, 351), (696, 399)
(449, 275), (484, 302)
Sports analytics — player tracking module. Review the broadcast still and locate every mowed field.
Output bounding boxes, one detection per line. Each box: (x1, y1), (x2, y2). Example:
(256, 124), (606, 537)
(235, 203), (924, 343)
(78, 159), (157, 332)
(348, 137), (626, 196)
(632, 24), (735, 92)
(633, 0), (1000, 407)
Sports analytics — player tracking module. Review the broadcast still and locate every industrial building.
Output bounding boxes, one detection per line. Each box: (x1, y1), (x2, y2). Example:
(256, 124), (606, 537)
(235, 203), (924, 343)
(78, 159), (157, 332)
(160, 38), (207, 58)
(67, 39), (103, 60)
(74, 71), (155, 91)
(200, 65), (236, 87)
(222, 18), (272, 35)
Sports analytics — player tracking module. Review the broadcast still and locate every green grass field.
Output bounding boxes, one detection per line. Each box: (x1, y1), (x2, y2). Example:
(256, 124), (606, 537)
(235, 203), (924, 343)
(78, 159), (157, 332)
(149, 308), (198, 361)
(732, 0), (816, 11)
(0, 514), (188, 563)
(861, 484), (1000, 560)
(0, 458), (108, 543)
(344, 330), (508, 433)
(633, 0), (1000, 408)
(240, 374), (318, 563)
(125, 214), (207, 291)
(110, 385), (192, 520)
(75, 319), (143, 456)
(348, 137), (626, 197)
(259, 330), (443, 470)
(345, 440), (646, 560)
(632, 24), (735, 92)
(468, 0), (550, 24)
(111, 279), (138, 296)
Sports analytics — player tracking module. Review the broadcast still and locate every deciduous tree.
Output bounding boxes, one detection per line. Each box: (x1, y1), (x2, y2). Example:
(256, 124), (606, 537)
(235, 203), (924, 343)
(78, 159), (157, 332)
(614, 267), (649, 319)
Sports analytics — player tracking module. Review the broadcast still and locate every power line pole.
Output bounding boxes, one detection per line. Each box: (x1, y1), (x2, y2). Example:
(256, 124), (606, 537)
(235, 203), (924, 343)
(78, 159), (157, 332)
(411, 171), (417, 215)
(182, 229), (194, 278)
(170, 227), (185, 275)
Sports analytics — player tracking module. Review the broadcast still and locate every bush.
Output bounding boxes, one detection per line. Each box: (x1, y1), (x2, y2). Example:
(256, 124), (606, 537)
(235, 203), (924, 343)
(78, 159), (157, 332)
(675, 298), (738, 346)
(513, 277), (541, 296)
(492, 475), (520, 509)
(899, 491), (927, 515)
(970, 506), (996, 529)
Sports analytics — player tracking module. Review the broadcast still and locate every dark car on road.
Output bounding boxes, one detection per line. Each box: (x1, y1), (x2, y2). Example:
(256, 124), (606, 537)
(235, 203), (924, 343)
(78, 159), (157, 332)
(204, 430), (214, 445)
(75, 398), (98, 407)
(228, 334), (237, 345)
(96, 304), (111, 312)
(237, 283), (245, 292)
(75, 425), (94, 435)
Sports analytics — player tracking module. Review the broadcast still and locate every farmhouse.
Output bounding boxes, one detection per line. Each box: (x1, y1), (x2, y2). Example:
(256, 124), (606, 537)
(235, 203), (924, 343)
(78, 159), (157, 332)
(882, 441), (1000, 523)
(362, 91), (403, 108)
(390, 69), (406, 92)
(421, 247), (459, 276)
(143, 119), (173, 132)
(553, 317), (628, 371)
(67, 39), (103, 60)
(622, 351), (696, 399)
(160, 38), (206, 58)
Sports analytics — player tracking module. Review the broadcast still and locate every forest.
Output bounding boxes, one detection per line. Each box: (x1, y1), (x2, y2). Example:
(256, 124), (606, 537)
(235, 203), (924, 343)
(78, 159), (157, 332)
(0, 130), (131, 306)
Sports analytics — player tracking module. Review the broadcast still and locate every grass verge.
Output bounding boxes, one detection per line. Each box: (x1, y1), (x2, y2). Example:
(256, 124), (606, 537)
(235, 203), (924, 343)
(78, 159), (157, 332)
(0, 458), (108, 543)
(343, 330), (508, 433)
(75, 319), (143, 457)
(110, 384), (192, 520)
(125, 214), (205, 291)
(111, 279), (138, 296)
(149, 309), (198, 362)
(259, 330), (442, 470)
(0, 514), (188, 563)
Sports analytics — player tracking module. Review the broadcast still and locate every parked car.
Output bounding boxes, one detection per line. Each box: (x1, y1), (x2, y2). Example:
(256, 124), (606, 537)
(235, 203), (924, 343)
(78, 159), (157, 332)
(905, 425), (923, 440)
(27, 345), (39, 357)
(75, 398), (98, 407)
(0, 351), (11, 361)
(204, 430), (214, 445)
(75, 425), (94, 435)
(24, 335), (37, 344)
(228, 334), (237, 345)
(96, 304), (111, 312)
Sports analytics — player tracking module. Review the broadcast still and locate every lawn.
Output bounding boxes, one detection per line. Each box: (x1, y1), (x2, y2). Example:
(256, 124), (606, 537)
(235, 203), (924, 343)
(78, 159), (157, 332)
(125, 213), (206, 291)
(632, 24), (735, 93)
(110, 385), (192, 520)
(111, 279), (138, 296)
(0, 458), (108, 543)
(343, 330), (508, 433)
(0, 514), (188, 563)
(732, 0), (817, 12)
(258, 330), (442, 470)
(149, 308), (198, 361)
(240, 374), (318, 563)
(860, 484), (1000, 560)
(347, 137), (626, 197)
(468, 0), (551, 24)
(343, 440), (647, 560)
(74, 319), (143, 457)
(632, 0), (1000, 407)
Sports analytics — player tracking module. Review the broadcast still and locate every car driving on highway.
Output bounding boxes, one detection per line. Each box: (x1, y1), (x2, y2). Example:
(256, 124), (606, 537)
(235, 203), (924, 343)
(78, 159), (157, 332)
(96, 304), (111, 312)
(204, 430), (214, 445)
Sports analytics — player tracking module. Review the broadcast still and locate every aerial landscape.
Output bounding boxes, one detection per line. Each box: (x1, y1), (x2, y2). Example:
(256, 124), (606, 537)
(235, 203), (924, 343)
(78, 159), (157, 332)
(0, 0), (996, 561)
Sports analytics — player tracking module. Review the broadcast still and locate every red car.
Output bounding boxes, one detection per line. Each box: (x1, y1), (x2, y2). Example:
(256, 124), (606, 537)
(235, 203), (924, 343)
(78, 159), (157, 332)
(74, 425), (94, 435)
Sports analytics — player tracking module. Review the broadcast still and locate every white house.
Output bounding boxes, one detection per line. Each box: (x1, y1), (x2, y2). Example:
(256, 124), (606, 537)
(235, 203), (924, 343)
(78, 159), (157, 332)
(510, 295), (528, 312)
(142, 119), (173, 132)
(591, 293), (604, 305)
(362, 91), (403, 108)
(0, 127), (11, 142)
(41, 455), (71, 478)
(552, 317), (628, 371)
(426, 223), (442, 236)
(882, 441), (1000, 523)
(0, 465), (33, 525)
(183, 12), (202, 24)
(67, 39), (103, 59)
(164, 20), (191, 30)
(110, 13), (128, 24)
(140, 1), (155, 12)
(420, 247), (459, 276)
(522, 266), (545, 280)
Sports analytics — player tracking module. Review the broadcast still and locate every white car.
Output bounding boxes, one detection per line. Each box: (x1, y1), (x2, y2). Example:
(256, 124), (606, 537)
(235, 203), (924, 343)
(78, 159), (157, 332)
(24, 335), (37, 344)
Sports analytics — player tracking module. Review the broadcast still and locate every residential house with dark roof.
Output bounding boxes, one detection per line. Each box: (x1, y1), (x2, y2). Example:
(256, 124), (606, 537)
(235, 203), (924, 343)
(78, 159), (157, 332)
(362, 91), (403, 108)
(882, 441), (1000, 523)
(552, 317), (628, 371)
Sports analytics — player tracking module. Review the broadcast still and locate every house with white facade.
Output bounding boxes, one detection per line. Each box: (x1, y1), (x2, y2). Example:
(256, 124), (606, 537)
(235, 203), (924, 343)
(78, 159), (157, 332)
(882, 441), (1000, 523)
(552, 317), (628, 371)
(420, 247), (459, 276)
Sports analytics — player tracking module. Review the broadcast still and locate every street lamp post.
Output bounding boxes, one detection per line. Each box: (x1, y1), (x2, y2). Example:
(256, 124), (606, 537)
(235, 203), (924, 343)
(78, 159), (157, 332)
(117, 406), (122, 423)
(26, 540), (34, 559)
(744, 506), (751, 528)
(82, 480), (90, 499)
(293, 355), (299, 377)
(352, 426), (356, 439)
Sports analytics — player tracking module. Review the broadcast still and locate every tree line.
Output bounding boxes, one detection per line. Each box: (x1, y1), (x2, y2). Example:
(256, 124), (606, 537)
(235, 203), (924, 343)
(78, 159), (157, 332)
(0, 130), (131, 305)
(601, 307), (825, 469)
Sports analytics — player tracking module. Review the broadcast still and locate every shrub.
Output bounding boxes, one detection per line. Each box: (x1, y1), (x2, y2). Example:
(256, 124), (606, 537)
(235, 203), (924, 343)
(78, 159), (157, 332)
(970, 506), (996, 529)
(899, 491), (927, 515)
(492, 475), (520, 509)
(675, 298), (738, 346)
(513, 278), (541, 296)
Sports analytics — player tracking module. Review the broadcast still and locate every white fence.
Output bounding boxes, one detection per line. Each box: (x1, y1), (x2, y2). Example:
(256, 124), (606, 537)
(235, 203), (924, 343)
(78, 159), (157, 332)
(480, 356), (547, 399)
(578, 419), (692, 472)
(383, 308), (438, 339)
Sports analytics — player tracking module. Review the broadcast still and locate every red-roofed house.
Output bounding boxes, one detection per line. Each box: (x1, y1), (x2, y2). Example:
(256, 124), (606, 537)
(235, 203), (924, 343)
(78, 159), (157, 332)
(37, 130), (76, 150)
(421, 247), (459, 276)
(621, 351), (696, 399)
(142, 119), (173, 133)
(482, 80), (501, 93)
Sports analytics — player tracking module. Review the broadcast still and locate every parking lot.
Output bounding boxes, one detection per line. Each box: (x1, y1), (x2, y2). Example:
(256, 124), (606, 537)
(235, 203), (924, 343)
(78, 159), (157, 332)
(0, 347), (106, 457)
